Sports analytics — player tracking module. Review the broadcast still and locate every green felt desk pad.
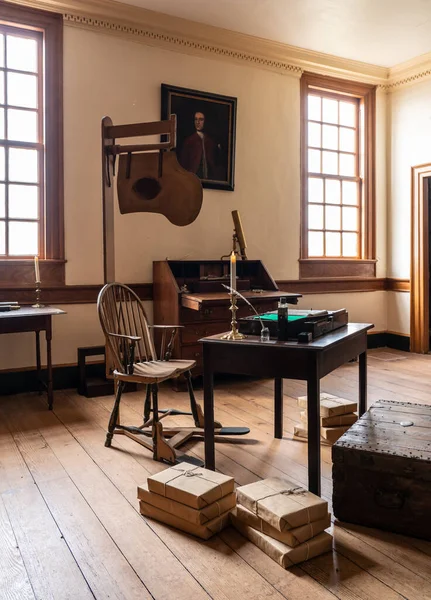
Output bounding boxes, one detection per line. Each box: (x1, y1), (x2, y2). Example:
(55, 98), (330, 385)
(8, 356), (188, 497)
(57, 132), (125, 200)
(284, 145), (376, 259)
(252, 313), (305, 322)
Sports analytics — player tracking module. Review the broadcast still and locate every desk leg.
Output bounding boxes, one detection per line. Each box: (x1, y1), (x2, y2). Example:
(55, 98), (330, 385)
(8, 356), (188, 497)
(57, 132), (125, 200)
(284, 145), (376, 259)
(274, 378), (283, 439)
(203, 345), (215, 470)
(46, 320), (53, 410)
(359, 350), (367, 416)
(35, 331), (42, 395)
(307, 370), (321, 496)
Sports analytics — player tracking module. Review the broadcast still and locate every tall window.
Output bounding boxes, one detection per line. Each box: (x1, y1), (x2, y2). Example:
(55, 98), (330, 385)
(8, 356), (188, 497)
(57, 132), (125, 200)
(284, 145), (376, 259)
(0, 27), (43, 257)
(300, 73), (376, 278)
(0, 3), (63, 286)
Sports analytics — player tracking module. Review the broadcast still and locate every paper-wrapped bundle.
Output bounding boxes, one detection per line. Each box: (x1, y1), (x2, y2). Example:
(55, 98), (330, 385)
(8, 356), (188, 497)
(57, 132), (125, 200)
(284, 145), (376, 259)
(231, 513), (333, 567)
(300, 410), (357, 427)
(293, 426), (331, 446)
(138, 482), (236, 525)
(293, 425), (350, 444)
(298, 393), (357, 417)
(234, 505), (331, 547)
(139, 501), (231, 540)
(147, 464), (234, 509)
(236, 478), (327, 531)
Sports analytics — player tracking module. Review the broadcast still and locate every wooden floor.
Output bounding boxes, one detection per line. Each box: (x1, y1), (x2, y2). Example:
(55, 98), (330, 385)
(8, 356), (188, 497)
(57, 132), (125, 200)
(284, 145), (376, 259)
(1, 347), (431, 600)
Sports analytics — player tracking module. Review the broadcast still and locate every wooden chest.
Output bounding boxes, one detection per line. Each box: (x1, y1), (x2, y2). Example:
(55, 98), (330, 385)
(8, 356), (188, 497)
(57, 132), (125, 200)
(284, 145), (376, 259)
(332, 399), (431, 540)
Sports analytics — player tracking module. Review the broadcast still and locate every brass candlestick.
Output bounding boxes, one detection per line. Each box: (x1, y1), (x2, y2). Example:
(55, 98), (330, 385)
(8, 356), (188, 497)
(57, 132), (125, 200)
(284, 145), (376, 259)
(221, 292), (245, 340)
(32, 281), (45, 308)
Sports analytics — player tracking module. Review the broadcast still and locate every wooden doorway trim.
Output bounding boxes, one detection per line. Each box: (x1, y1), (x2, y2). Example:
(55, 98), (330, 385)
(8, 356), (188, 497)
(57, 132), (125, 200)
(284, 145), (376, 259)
(410, 163), (431, 353)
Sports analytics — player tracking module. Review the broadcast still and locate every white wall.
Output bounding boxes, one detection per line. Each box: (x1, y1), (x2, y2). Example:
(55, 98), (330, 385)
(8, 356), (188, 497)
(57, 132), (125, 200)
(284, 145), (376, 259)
(0, 25), (389, 370)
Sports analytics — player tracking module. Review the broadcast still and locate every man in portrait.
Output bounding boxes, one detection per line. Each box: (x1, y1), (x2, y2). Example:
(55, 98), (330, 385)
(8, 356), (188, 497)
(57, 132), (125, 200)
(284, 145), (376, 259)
(179, 111), (222, 180)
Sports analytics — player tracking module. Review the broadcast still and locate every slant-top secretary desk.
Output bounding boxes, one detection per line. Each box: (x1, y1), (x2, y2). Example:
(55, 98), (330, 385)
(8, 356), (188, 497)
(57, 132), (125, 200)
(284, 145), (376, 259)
(153, 260), (300, 378)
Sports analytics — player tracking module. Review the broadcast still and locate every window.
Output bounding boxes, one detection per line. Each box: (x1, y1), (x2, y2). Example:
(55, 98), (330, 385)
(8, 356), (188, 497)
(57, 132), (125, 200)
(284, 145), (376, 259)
(0, 3), (63, 285)
(300, 73), (376, 278)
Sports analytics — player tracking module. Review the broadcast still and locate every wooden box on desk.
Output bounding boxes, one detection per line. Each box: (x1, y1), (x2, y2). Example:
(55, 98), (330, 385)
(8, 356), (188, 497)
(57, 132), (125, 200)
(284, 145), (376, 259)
(332, 399), (431, 540)
(153, 259), (299, 380)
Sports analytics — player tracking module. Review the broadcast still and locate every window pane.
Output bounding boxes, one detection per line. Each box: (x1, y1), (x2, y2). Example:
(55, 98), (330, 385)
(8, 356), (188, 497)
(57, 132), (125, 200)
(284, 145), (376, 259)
(308, 122), (321, 147)
(308, 204), (323, 229)
(342, 180), (358, 205)
(308, 177), (323, 203)
(339, 101), (356, 127)
(308, 149), (321, 173)
(7, 109), (38, 143)
(322, 98), (338, 124)
(7, 72), (38, 109)
(6, 36), (38, 73)
(0, 34), (4, 68)
(326, 232), (341, 256)
(9, 184), (38, 219)
(9, 148), (38, 183)
(8, 220), (38, 255)
(308, 231), (324, 256)
(342, 206), (358, 231)
(0, 147), (4, 180)
(325, 205), (341, 230)
(308, 95), (321, 121)
(342, 232), (358, 257)
(322, 124), (338, 150)
(339, 153), (355, 176)
(0, 108), (4, 140)
(325, 179), (341, 204)
(0, 72), (4, 104)
(339, 127), (355, 152)
(0, 220), (4, 254)
(322, 151), (338, 175)
(0, 184), (4, 218)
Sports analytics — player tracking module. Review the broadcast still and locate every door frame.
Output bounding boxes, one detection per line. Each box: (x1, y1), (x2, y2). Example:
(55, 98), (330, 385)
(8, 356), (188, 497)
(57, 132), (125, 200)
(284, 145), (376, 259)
(410, 163), (431, 353)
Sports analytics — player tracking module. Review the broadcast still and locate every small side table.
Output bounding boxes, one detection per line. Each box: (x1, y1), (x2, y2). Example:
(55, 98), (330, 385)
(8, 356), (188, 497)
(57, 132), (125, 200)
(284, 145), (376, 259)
(0, 306), (66, 409)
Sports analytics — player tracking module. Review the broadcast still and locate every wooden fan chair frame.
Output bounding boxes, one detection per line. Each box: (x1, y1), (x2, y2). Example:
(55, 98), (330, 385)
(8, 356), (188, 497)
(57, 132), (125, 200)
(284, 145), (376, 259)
(98, 282), (216, 464)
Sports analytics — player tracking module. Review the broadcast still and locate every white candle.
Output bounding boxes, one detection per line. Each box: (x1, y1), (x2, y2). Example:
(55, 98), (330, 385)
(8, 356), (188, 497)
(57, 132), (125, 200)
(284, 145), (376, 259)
(230, 251), (236, 291)
(34, 256), (40, 282)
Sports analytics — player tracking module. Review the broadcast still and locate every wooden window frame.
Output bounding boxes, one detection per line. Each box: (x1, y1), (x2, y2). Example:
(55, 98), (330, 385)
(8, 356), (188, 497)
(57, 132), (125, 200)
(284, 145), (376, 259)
(300, 72), (376, 279)
(0, 2), (64, 287)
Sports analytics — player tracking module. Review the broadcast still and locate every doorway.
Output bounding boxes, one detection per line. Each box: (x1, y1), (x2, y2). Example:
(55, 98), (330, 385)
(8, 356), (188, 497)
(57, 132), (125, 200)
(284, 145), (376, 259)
(410, 163), (431, 353)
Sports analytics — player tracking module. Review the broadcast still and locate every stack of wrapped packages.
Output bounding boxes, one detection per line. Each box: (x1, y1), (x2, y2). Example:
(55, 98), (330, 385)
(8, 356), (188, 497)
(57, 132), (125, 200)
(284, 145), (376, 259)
(294, 393), (358, 445)
(137, 463), (236, 540)
(231, 477), (332, 568)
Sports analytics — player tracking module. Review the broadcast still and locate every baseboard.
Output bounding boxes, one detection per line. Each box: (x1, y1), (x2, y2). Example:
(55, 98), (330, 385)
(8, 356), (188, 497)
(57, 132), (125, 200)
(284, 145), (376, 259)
(367, 331), (410, 352)
(0, 362), (107, 396)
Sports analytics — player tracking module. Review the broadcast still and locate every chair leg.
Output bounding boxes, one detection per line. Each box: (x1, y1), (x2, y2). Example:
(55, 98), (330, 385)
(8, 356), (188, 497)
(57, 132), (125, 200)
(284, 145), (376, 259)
(143, 385), (151, 423)
(105, 380), (123, 447)
(151, 383), (159, 460)
(184, 371), (201, 427)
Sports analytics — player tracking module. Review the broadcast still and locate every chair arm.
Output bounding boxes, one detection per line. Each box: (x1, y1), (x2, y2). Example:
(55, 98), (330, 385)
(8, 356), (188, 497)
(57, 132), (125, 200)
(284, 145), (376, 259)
(106, 333), (140, 374)
(149, 325), (184, 329)
(107, 333), (142, 342)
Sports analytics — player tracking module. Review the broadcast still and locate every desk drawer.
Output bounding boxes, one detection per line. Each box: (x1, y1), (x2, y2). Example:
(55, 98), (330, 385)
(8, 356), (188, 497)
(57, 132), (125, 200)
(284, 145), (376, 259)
(181, 344), (203, 367)
(180, 302), (277, 324)
(181, 322), (227, 345)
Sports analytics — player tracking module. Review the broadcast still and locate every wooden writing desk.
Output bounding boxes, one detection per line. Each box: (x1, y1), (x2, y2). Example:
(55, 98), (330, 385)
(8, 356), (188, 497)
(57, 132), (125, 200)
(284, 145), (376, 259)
(201, 322), (373, 495)
(0, 306), (66, 409)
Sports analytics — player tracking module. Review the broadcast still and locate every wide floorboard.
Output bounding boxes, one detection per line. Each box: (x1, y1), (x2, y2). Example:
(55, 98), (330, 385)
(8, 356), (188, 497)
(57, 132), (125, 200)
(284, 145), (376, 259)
(1, 347), (430, 600)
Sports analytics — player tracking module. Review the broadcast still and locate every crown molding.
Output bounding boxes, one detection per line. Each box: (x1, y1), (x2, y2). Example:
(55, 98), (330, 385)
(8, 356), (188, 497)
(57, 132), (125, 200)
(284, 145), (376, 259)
(6, 0), (431, 91)
(3, 0), (389, 84)
(385, 52), (431, 92)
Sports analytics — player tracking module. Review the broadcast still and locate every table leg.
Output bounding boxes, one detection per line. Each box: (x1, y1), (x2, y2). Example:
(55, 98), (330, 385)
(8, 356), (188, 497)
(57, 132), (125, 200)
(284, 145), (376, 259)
(274, 378), (283, 439)
(46, 321), (53, 410)
(203, 345), (215, 470)
(35, 331), (42, 395)
(307, 368), (321, 496)
(359, 350), (367, 416)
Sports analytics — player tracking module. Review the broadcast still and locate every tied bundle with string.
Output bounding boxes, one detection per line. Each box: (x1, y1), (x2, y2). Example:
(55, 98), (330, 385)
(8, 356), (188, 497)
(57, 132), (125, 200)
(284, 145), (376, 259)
(222, 284), (267, 338)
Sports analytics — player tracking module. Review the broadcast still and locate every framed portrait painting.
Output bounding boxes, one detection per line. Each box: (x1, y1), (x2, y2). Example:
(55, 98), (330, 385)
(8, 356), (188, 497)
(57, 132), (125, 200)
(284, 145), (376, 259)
(161, 84), (237, 191)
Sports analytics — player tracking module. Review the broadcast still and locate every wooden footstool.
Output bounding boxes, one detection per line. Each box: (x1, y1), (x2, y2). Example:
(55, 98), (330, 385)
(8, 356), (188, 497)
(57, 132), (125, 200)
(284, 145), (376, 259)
(332, 399), (431, 540)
